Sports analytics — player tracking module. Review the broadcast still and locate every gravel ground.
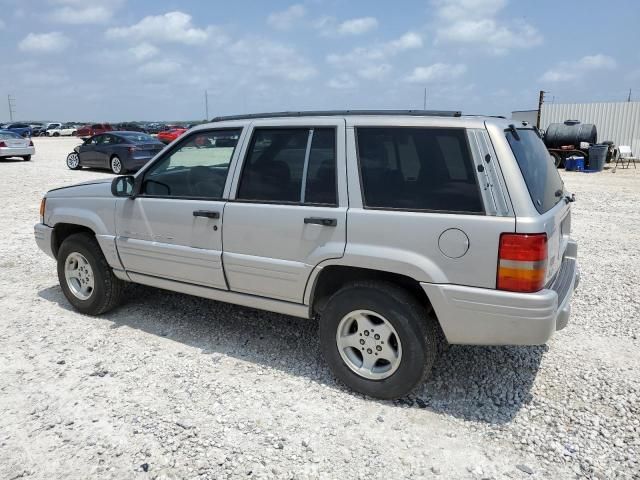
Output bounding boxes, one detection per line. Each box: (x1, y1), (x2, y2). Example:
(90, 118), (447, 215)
(0, 137), (638, 480)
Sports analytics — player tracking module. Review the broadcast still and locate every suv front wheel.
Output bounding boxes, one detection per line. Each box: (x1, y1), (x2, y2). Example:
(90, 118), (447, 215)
(319, 281), (440, 399)
(57, 233), (125, 315)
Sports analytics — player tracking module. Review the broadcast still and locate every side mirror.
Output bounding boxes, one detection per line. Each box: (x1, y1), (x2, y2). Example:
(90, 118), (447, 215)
(111, 175), (136, 197)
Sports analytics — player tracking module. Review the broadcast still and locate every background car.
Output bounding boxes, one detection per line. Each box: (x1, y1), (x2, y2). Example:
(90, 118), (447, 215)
(145, 123), (169, 134)
(0, 130), (35, 161)
(66, 131), (164, 174)
(46, 123), (78, 137)
(157, 127), (187, 144)
(75, 123), (113, 138)
(3, 123), (32, 137)
(39, 122), (62, 136)
(115, 122), (147, 133)
(30, 123), (45, 136)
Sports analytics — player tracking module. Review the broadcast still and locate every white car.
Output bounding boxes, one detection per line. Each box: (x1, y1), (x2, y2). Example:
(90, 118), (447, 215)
(46, 123), (78, 137)
(0, 130), (35, 161)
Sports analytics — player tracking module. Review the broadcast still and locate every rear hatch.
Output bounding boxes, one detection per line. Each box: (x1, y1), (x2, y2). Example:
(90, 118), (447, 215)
(505, 127), (571, 284)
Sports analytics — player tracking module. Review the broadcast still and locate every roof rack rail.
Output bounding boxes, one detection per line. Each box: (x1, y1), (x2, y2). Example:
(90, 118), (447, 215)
(211, 109), (462, 122)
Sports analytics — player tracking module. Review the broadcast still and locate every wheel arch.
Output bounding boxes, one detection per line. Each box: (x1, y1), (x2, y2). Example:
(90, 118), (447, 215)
(307, 265), (434, 318)
(51, 223), (96, 258)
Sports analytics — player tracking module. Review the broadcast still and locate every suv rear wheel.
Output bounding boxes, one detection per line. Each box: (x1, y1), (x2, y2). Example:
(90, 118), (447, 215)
(57, 233), (125, 315)
(319, 281), (439, 399)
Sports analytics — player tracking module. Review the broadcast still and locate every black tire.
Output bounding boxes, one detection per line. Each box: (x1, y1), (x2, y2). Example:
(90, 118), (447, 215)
(23, 155), (31, 161)
(110, 155), (124, 174)
(66, 152), (81, 170)
(57, 233), (125, 315)
(319, 281), (440, 399)
(53, 132), (60, 137)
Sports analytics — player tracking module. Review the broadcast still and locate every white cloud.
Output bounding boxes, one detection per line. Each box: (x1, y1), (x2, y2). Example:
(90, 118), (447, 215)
(540, 54), (617, 83)
(106, 11), (216, 45)
(327, 31), (423, 66)
(138, 60), (181, 76)
(50, 5), (116, 24)
(328, 74), (357, 89)
(267, 4), (306, 30)
(358, 64), (392, 80)
(338, 17), (378, 35)
(18, 32), (70, 53)
(229, 38), (316, 81)
(432, 0), (542, 54)
(128, 43), (159, 61)
(577, 54), (617, 70)
(406, 63), (467, 83)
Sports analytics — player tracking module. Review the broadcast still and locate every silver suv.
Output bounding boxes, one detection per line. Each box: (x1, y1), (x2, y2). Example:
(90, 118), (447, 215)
(34, 111), (579, 399)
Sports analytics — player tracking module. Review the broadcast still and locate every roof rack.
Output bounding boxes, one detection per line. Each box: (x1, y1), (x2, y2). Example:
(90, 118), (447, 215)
(211, 109), (462, 122)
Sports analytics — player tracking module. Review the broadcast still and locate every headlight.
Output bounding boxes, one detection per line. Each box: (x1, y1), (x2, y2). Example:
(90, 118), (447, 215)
(39, 197), (46, 224)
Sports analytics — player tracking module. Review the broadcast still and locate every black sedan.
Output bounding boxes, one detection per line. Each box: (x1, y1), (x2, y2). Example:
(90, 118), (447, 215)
(66, 131), (164, 174)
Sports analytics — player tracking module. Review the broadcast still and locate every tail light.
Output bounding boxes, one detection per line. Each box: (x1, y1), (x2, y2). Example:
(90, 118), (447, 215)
(497, 233), (547, 292)
(39, 197), (46, 223)
(0, 141), (6, 147)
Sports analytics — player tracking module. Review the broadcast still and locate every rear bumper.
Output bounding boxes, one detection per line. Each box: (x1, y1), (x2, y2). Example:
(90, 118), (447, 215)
(34, 223), (55, 259)
(422, 240), (579, 345)
(0, 146), (35, 157)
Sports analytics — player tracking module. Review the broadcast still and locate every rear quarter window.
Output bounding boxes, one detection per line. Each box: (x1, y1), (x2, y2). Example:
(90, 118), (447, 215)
(506, 128), (564, 213)
(356, 127), (484, 213)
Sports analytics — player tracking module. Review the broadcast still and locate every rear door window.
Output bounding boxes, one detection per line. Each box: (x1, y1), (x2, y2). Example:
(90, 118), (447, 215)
(237, 128), (337, 205)
(506, 128), (564, 213)
(356, 127), (483, 213)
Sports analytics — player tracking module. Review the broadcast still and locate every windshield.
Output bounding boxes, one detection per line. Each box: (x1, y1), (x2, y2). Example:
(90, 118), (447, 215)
(119, 132), (157, 143)
(506, 128), (564, 214)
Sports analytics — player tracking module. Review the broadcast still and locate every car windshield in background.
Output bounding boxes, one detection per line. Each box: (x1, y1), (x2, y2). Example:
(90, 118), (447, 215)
(506, 128), (564, 214)
(119, 132), (156, 143)
(0, 131), (22, 139)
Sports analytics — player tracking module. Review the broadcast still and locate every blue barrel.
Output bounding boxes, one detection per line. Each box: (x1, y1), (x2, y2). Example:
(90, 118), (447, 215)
(588, 145), (608, 172)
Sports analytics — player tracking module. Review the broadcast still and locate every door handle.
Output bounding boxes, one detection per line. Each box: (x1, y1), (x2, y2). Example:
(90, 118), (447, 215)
(193, 210), (220, 219)
(304, 217), (337, 227)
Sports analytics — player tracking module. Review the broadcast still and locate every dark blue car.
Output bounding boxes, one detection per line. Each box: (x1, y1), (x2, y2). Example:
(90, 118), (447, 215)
(66, 131), (164, 174)
(3, 123), (32, 137)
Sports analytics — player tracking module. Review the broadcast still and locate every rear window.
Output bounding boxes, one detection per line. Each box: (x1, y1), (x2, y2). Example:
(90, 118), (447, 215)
(0, 131), (21, 139)
(356, 127), (483, 213)
(506, 128), (564, 213)
(119, 132), (156, 143)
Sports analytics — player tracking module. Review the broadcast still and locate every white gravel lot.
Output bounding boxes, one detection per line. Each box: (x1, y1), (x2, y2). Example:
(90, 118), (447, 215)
(0, 137), (638, 480)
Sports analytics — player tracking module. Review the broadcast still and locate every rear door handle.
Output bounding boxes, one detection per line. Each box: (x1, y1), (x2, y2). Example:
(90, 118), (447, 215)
(304, 217), (337, 227)
(193, 210), (220, 219)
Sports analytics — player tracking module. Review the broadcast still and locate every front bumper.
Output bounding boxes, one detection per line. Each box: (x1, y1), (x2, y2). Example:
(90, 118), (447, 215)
(0, 146), (35, 158)
(422, 240), (579, 345)
(34, 223), (55, 259)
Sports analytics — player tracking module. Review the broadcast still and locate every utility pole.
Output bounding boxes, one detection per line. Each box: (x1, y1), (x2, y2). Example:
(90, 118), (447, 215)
(204, 90), (209, 120)
(628, 89), (632, 102)
(7, 94), (16, 122)
(536, 90), (546, 128)
(423, 88), (427, 110)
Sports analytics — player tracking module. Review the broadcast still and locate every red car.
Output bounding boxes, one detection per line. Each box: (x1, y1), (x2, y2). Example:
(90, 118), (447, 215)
(157, 127), (187, 144)
(76, 123), (113, 138)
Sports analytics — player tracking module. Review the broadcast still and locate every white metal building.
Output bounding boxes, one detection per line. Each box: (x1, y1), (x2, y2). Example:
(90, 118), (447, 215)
(539, 102), (640, 153)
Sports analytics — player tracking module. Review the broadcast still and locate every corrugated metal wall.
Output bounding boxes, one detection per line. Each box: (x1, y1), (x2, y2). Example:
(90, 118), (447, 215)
(540, 102), (640, 153)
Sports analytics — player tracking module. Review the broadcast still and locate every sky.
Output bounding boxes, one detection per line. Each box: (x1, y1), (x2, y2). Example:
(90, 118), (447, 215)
(0, 0), (638, 122)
